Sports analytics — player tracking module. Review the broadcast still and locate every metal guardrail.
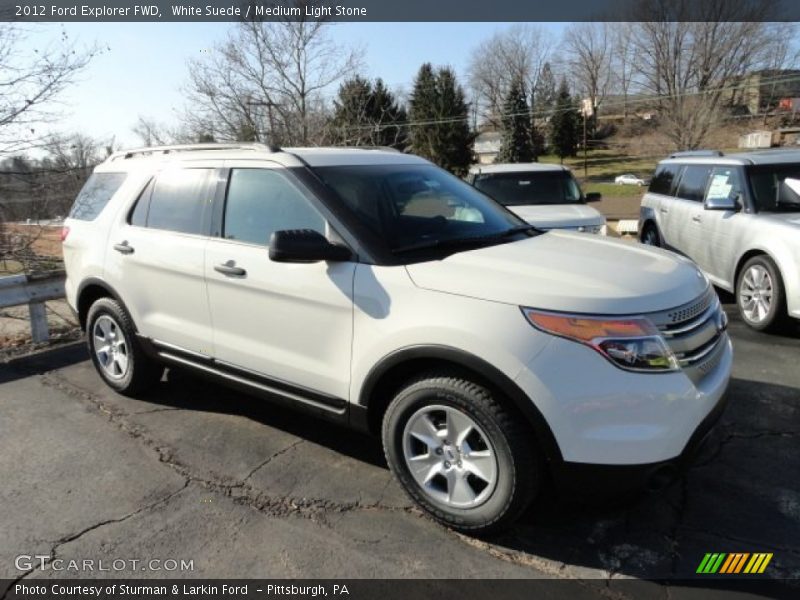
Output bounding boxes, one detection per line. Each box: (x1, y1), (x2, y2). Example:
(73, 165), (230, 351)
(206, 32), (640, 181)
(0, 271), (66, 343)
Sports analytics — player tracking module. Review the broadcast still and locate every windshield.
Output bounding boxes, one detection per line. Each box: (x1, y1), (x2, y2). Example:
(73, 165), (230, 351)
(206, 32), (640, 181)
(748, 164), (800, 213)
(315, 164), (528, 253)
(472, 170), (584, 206)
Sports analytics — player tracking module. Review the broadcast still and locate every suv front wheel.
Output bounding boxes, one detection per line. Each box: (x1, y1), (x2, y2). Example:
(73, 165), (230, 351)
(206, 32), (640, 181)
(737, 255), (786, 331)
(86, 297), (163, 395)
(382, 372), (539, 534)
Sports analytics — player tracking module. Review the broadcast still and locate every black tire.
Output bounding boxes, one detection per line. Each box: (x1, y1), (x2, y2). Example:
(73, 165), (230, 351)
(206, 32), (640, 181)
(382, 371), (539, 535)
(641, 223), (660, 247)
(736, 255), (787, 332)
(86, 297), (162, 396)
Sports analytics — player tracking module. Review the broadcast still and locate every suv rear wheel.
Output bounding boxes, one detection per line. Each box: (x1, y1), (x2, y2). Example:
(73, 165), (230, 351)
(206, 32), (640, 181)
(641, 223), (660, 247)
(382, 372), (539, 534)
(86, 297), (162, 395)
(737, 255), (786, 331)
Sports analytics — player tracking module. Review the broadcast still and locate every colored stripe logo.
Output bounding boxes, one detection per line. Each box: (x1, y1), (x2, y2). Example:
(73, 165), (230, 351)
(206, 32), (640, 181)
(696, 553), (773, 574)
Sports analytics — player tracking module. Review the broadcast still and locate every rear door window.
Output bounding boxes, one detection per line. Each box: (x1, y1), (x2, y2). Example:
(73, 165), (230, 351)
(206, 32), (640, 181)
(143, 168), (215, 235)
(648, 164), (679, 196)
(69, 173), (127, 221)
(675, 165), (712, 202)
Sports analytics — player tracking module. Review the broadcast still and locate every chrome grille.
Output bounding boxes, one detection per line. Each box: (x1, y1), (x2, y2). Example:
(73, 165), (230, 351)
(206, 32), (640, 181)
(666, 291), (714, 323)
(647, 288), (727, 382)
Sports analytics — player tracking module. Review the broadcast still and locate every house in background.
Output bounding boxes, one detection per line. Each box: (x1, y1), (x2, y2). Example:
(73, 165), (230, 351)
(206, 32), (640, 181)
(474, 131), (501, 164)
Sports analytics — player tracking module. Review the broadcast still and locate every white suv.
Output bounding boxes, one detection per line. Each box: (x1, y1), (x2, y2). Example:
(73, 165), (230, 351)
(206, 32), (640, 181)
(466, 164), (607, 234)
(64, 144), (732, 534)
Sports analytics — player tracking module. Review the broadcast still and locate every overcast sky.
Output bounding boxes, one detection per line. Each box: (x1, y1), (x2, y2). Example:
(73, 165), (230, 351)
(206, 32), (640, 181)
(19, 22), (567, 149)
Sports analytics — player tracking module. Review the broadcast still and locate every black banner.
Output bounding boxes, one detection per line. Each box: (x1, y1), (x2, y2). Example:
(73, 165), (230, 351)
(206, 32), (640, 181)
(2, 0), (800, 23)
(1, 579), (798, 600)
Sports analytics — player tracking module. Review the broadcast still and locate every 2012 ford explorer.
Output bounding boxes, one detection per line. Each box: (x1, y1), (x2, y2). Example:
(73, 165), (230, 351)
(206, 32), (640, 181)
(63, 144), (732, 534)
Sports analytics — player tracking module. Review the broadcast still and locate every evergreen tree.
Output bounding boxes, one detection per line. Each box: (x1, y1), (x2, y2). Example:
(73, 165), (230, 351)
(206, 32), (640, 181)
(332, 76), (408, 150)
(371, 78), (408, 150)
(549, 78), (581, 163)
(409, 63), (439, 160)
(331, 76), (375, 146)
(496, 77), (533, 163)
(409, 64), (474, 176)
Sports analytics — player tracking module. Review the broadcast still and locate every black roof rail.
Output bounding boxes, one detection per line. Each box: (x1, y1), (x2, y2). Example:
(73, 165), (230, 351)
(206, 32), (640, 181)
(668, 150), (724, 159)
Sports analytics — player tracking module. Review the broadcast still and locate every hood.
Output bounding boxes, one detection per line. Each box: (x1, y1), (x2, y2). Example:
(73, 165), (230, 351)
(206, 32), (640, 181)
(507, 204), (605, 229)
(405, 231), (709, 315)
(758, 212), (800, 228)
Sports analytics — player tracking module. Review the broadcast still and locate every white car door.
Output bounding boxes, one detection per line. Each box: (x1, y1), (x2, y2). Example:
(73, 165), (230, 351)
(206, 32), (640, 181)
(671, 164), (713, 257)
(104, 163), (217, 356)
(694, 166), (747, 287)
(204, 161), (356, 402)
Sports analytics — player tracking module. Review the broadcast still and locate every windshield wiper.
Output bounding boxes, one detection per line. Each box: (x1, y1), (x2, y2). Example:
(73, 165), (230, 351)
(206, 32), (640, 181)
(391, 225), (537, 254)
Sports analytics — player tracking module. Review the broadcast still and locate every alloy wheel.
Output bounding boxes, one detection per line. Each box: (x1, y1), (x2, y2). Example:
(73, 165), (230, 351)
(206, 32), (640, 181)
(740, 264), (773, 324)
(402, 404), (498, 508)
(93, 314), (130, 379)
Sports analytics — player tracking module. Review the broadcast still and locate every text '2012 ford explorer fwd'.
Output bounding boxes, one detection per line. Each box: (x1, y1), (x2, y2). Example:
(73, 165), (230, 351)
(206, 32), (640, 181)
(63, 144), (732, 534)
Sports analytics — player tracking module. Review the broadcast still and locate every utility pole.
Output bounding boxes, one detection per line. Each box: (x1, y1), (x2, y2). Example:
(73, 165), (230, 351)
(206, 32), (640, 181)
(246, 99), (279, 146)
(580, 98), (593, 178)
(583, 112), (587, 178)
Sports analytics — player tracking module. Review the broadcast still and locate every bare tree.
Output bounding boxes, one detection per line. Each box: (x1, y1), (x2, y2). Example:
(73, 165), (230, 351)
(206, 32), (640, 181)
(562, 23), (612, 130)
(132, 116), (173, 147)
(609, 23), (636, 118)
(183, 9), (362, 146)
(630, 0), (775, 149)
(0, 25), (98, 153)
(467, 25), (553, 128)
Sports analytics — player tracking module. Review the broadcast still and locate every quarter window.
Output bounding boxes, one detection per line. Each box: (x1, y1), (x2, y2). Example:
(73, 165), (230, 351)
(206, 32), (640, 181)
(223, 169), (326, 246)
(144, 169), (214, 235)
(69, 173), (127, 221)
(676, 165), (712, 202)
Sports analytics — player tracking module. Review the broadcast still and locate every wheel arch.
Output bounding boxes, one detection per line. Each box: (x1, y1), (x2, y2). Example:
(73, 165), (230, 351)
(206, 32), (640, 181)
(357, 345), (563, 464)
(733, 248), (783, 291)
(76, 278), (132, 332)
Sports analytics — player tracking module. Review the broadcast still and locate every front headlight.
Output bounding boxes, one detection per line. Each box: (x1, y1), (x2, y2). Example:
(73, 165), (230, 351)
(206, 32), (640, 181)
(522, 308), (680, 372)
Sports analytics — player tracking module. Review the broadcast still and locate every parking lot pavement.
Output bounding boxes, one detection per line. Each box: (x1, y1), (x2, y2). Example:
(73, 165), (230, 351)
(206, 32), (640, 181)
(0, 299), (798, 594)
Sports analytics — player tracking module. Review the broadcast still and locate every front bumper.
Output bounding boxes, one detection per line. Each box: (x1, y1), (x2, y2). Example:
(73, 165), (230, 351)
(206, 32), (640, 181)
(514, 332), (733, 466)
(551, 384), (729, 498)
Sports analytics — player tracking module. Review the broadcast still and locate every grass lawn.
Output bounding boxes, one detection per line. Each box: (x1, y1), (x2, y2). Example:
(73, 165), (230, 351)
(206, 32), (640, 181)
(538, 150), (658, 183)
(584, 181), (646, 198)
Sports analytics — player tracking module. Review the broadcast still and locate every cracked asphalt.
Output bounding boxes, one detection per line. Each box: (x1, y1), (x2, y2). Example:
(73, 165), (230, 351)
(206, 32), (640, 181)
(0, 298), (798, 596)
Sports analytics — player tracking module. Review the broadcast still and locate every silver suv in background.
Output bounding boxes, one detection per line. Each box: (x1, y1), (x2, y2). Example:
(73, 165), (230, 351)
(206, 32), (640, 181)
(467, 164), (607, 234)
(639, 150), (800, 331)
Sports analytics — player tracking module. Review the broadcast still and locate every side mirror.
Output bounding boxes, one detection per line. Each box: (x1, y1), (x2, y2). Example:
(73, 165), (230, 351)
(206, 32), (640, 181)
(585, 192), (602, 202)
(704, 195), (739, 211)
(269, 229), (351, 263)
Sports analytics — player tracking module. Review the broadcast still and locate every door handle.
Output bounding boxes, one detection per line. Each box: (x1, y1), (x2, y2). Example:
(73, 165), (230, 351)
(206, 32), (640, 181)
(214, 262), (246, 277)
(659, 207), (668, 214)
(692, 215), (702, 223)
(113, 242), (134, 255)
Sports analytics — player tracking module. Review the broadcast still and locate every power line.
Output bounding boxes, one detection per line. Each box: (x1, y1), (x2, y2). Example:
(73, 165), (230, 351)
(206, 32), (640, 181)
(329, 72), (800, 133)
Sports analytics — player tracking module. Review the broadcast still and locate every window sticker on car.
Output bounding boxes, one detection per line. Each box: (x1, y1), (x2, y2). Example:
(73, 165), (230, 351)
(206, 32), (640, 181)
(707, 174), (733, 200)
(784, 178), (800, 196)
